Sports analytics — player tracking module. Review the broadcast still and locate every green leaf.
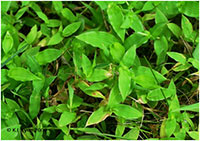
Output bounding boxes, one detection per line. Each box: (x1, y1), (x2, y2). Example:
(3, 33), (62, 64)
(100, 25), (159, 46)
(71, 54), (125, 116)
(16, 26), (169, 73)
(181, 15), (193, 39)
(1, 69), (8, 85)
(113, 104), (143, 120)
(30, 2), (49, 23)
(52, 1), (63, 13)
(147, 80), (176, 101)
(110, 42), (125, 63)
(123, 127), (139, 140)
(142, 1), (154, 11)
(135, 66), (167, 83)
(85, 83), (107, 91)
(135, 74), (160, 89)
(47, 32), (64, 45)
(35, 49), (62, 65)
(76, 31), (118, 51)
(52, 118), (69, 135)
(25, 55), (42, 73)
(46, 19), (61, 27)
(86, 107), (111, 126)
(188, 131), (199, 140)
(192, 43), (199, 60)
(2, 31), (13, 54)
(81, 54), (92, 77)
(122, 11), (144, 32)
(87, 69), (112, 82)
(1, 125), (21, 140)
(154, 36), (168, 65)
(63, 21), (81, 37)
(178, 1), (199, 18)
(188, 58), (199, 70)
(108, 83), (123, 107)
(124, 32), (149, 50)
(130, 12), (144, 32)
(118, 67), (131, 101)
(43, 106), (56, 113)
(8, 67), (40, 81)
(61, 8), (77, 22)
(167, 23), (182, 38)
(121, 45), (136, 68)
(15, 7), (28, 20)
(165, 118), (176, 137)
(167, 52), (186, 64)
(157, 1), (179, 18)
(29, 73), (45, 119)
(1, 102), (14, 119)
(1, 1), (11, 13)
(172, 103), (199, 112)
(68, 83), (74, 109)
(107, 3), (125, 42)
(95, 1), (112, 10)
(59, 111), (76, 127)
(26, 25), (37, 44)
(155, 8), (168, 24)
(150, 23), (167, 38)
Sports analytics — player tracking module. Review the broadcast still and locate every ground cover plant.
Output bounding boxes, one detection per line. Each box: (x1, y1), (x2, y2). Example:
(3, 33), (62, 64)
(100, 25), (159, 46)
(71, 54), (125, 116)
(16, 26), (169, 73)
(1, 1), (199, 140)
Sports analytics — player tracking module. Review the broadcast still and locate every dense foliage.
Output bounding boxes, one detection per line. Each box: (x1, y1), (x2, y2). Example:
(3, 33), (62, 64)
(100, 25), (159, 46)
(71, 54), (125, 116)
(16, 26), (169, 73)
(1, 1), (199, 140)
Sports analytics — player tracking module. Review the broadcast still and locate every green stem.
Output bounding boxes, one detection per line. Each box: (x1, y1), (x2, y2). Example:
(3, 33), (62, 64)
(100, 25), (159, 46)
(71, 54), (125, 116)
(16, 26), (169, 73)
(1, 43), (29, 68)
(144, 56), (169, 107)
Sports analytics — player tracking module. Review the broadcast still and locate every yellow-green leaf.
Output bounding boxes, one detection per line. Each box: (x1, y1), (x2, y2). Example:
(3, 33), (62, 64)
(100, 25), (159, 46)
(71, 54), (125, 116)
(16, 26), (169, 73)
(86, 107), (111, 126)
(167, 52), (186, 64)
(77, 81), (105, 99)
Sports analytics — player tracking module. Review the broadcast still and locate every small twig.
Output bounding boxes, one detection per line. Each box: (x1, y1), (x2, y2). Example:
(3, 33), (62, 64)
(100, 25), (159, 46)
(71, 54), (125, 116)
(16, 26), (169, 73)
(51, 75), (74, 98)
(80, 110), (92, 113)
(180, 36), (192, 56)
(101, 10), (109, 31)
